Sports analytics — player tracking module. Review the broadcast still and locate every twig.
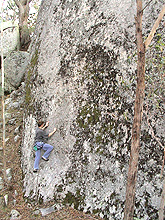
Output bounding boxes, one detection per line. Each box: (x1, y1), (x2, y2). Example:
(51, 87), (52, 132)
(0, 26), (17, 33)
(141, 0), (153, 13)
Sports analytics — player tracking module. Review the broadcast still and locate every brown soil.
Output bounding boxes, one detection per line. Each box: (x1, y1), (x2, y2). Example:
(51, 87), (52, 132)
(0, 93), (103, 220)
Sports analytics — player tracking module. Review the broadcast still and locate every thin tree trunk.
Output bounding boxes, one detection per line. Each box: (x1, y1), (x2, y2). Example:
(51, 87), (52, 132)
(1, 0), (7, 183)
(14, 0), (32, 50)
(124, 0), (145, 219)
(124, 3), (165, 220)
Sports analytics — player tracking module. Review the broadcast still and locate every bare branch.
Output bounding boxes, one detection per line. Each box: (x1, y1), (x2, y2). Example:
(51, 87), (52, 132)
(141, 0), (153, 13)
(145, 5), (165, 50)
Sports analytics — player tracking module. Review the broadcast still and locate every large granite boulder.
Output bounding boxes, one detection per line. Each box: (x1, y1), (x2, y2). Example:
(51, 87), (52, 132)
(22, 0), (165, 219)
(3, 51), (30, 93)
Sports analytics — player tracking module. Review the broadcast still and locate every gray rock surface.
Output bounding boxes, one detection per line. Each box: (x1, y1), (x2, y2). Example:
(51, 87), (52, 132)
(22, 0), (165, 219)
(2, 51), (30, 93)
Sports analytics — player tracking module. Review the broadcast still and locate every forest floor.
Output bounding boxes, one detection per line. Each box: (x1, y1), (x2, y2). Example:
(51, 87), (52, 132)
(0, 93), (103, 220)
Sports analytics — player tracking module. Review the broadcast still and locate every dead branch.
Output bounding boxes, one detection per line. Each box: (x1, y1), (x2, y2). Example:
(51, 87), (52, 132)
(0, 26), (17, 33)
(145, 5), (165, 50)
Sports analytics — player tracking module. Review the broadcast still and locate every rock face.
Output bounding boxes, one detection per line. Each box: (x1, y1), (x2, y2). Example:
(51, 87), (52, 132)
(3, 51), (30, 93)
(22, 0), (164, 219)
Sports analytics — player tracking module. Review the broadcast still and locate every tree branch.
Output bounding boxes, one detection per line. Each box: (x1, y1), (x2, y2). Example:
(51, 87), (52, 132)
(145, 5), (165, 50)
(14, 0), (21, 8)
(0, 26), (17, 33)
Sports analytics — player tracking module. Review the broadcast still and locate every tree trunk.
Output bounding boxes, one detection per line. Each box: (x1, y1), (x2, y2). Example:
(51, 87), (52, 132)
(14, 0), (31, 51)
(124, 0), (145, 219)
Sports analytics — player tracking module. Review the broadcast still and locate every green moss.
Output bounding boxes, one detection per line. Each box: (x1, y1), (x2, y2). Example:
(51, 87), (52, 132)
(31, 50), (39, 68)
(38, 194), (43, 204)
(25, 49), (39, 114)
(96, 147), (104, 155)
(63, 189), (85, 209)
(110, 192), (117, 200)
(25, 70), (32, 104)
(77, 104), (101, 129)
(93, 208), (101, 215)
(57, 184), (63, 193)
(95, 135), (102, 144)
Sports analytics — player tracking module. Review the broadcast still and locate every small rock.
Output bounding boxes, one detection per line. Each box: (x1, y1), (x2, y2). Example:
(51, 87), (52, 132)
(13, 199), (16, 206)
(21, 82), (25, 88)
(12, 102), (20, 108)
(14, 135), (20, 142)
(0, 195), (4, 207)
(4, 194), (8, 206)
(8, 118), (16, 125)
(0, 177), (4, 190)
(10, 209), (21, 220)
(14, 126), (21, 134)
(5, 138), (9, 142)
(15, 190), (18, 197)
(33, 209), (40, 215)
(6, 168), (12, 181)
(39, 206), (56, 216)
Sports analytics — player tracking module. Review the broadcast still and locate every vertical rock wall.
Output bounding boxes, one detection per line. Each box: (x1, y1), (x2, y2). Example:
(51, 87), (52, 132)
(22, 0), (165, 219)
